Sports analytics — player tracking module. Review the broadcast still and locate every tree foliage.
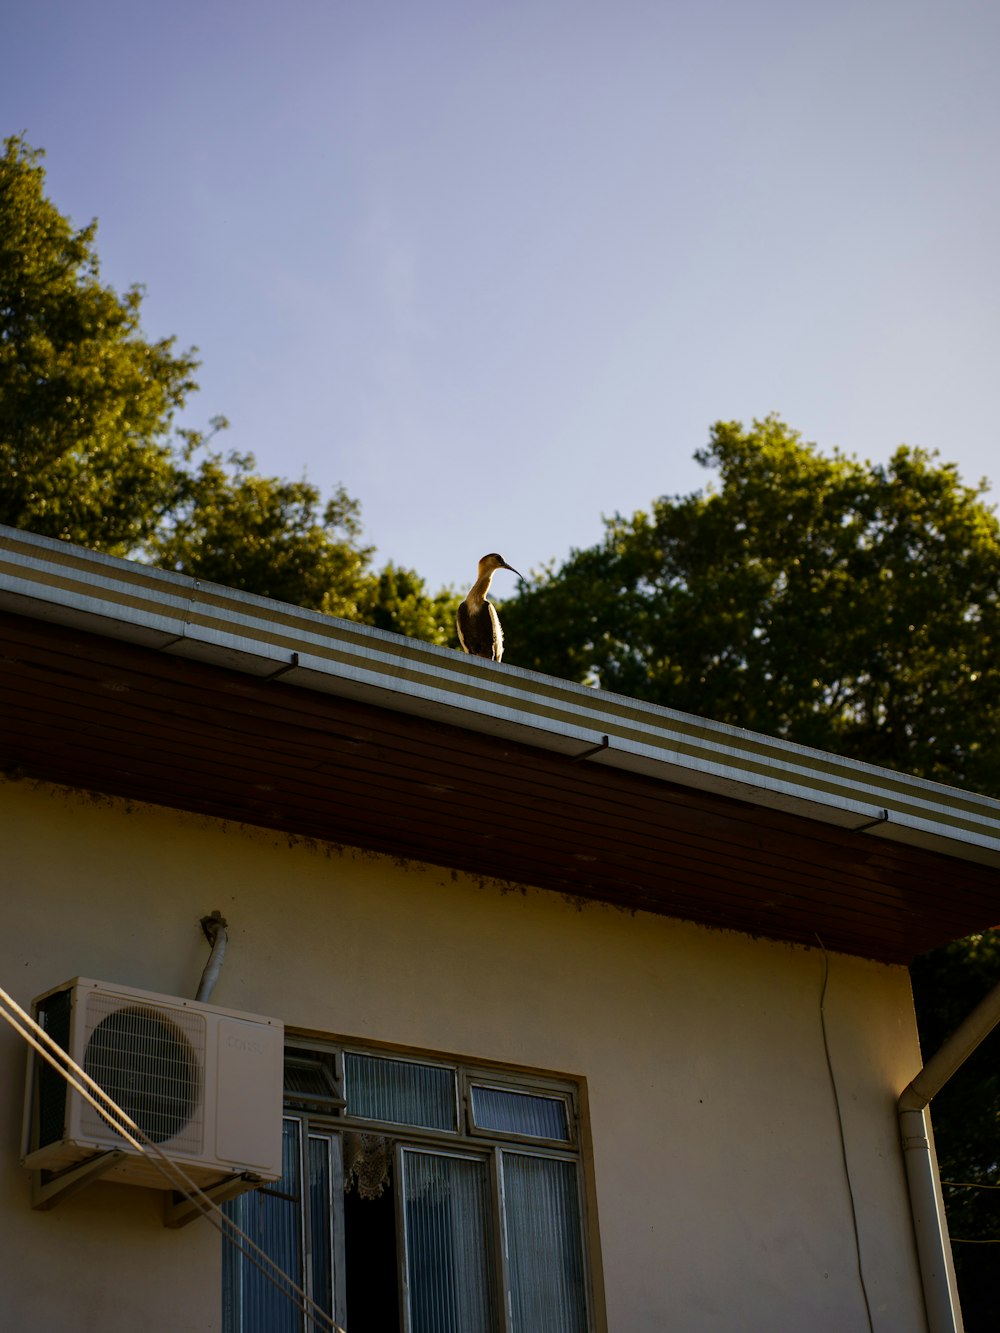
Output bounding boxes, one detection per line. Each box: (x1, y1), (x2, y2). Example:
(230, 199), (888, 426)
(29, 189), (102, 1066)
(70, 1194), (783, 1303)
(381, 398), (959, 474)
(0, 135), (199, 553)
(147, 447), (458, 642)
(0, 134), (457, 643)
(504, 415), (1000, 794)
(364, 562), (460, 644)
(148, 449), (376, 618)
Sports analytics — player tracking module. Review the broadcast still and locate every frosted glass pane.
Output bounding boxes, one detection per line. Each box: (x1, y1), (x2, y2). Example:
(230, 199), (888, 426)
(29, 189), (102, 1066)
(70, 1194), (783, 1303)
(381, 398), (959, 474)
(502, 1154), (587, 1333)
(224, 1120), (337, 1333)
(223, 1118), (303, 1333)
(308, 1136), (334, 1324)
(471, 1085), (569, 1140)
(345, 1053), (456, 1130)
(402, 1151), (499, 1333)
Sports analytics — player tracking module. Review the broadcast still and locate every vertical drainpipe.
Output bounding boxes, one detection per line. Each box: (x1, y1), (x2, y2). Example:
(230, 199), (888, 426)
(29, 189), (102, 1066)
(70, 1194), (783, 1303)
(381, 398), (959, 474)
(898, 973), (1000, 1333)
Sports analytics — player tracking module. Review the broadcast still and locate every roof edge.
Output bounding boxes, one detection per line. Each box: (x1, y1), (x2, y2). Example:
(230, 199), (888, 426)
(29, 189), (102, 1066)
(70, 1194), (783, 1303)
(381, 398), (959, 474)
(2, 525), (998, 868)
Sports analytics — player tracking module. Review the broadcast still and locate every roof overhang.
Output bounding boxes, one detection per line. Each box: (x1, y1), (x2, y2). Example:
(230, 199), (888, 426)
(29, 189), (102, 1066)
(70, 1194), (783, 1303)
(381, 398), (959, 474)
(2, 525), (998, 963)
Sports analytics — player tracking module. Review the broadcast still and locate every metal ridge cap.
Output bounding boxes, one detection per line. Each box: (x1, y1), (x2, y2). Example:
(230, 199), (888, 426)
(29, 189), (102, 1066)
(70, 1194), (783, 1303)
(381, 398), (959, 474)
(2, 525), (998, 861)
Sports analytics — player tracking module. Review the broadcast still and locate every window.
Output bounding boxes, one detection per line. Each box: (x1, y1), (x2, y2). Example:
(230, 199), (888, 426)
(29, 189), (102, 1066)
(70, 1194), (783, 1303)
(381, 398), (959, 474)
(223, 1043), (593, 1333)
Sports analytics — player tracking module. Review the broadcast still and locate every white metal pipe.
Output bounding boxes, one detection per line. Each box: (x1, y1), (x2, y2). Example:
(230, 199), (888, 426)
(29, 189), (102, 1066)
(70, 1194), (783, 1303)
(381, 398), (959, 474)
(196, 912), (229, 1003)
(898, 972), (1000, 1333)
(899, 1106), (963, 1333)
(899, 977), (1000, 1113)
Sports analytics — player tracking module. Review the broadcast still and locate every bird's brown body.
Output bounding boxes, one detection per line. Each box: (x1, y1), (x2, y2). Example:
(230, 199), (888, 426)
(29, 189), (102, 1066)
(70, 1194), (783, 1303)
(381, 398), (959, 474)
(456, 553), (523, 662)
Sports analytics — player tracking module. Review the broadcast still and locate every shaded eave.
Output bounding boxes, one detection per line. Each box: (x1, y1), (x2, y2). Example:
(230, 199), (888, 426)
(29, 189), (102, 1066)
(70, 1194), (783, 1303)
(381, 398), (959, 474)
(1, 525), (997, 964)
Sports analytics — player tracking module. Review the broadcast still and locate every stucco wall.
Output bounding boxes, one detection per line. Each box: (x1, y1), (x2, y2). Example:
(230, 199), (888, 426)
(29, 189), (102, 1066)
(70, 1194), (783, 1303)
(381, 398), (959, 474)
(1, 777), (928, 1331)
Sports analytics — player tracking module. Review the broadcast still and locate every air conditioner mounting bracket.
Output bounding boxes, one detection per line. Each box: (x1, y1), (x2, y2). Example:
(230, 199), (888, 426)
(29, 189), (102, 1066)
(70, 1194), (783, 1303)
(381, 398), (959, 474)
(31, 1150), (129, 1211)
(164, 1171), (264, 1229)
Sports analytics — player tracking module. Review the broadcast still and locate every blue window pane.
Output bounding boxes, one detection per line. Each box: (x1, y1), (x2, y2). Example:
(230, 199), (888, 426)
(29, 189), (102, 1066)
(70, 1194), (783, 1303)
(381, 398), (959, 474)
(470, 1085), (569, 1141)
(222, 1119), (336, 1333)
(402, 1150), (499, 1333)
(223, 1118), (303, 1333)
(308, 1136), (334, 1323)
(345, 1053), (456, 1131)
(502, 1153), (587, 1333)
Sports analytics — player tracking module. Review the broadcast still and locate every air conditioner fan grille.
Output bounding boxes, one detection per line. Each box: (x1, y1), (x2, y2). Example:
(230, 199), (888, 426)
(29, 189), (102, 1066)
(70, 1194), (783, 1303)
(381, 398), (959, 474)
(81, 997), (205, 1149)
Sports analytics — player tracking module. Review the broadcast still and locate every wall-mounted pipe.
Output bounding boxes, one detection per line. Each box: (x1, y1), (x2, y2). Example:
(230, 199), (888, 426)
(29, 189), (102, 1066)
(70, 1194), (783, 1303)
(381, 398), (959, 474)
(899, 1106), (961, 1333)
(196, 911), (229, 1003)
(899, 972), (1000, 1333)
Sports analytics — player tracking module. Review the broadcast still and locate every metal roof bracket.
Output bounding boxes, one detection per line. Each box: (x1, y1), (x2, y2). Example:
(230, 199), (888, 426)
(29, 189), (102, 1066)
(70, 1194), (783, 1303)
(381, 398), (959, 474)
(854, 808), (890, 833)
(265, 652), (300, 681)
(571, 735), (610, 762)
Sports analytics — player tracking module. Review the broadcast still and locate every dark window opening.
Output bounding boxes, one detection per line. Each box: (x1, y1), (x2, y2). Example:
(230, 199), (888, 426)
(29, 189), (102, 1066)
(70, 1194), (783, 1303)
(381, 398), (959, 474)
(344, 1174), (400, 1333)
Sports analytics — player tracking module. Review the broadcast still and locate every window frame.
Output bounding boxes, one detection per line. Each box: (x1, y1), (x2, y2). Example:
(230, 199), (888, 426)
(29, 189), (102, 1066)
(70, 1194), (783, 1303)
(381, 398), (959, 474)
(225, 1038), (597, 1333)
(223, 1112), (347, 1333)
(463, 1071), (577, 1149)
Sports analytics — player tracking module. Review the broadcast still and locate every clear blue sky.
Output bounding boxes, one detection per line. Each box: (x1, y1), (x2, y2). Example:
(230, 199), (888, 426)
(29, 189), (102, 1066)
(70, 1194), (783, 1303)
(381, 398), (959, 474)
(5, 0), (999, 593)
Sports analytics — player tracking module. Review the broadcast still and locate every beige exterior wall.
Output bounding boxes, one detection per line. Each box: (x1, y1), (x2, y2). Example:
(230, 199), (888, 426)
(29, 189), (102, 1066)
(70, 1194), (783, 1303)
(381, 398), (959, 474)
(1, 777), (928, 1332)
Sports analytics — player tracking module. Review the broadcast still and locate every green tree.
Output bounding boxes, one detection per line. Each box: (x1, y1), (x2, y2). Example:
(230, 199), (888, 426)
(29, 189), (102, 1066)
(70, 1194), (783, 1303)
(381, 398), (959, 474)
(149, 447), (458, 641)
(149, 448), (377, 618)
(0, 135), (199, 552)
(362, 562), (459, 646)
(504, 415), (1000, 793)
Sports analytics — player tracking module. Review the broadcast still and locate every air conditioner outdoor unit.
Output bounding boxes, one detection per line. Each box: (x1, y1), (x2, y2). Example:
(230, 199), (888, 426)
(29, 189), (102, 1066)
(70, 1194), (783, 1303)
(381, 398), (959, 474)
(22, 977), (284, 1190)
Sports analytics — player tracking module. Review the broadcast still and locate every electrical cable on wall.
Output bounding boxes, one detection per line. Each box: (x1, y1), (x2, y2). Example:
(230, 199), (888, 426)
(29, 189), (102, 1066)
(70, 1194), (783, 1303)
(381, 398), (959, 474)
(0, 984), (342, 1333)
(815, 936), (876, 1333)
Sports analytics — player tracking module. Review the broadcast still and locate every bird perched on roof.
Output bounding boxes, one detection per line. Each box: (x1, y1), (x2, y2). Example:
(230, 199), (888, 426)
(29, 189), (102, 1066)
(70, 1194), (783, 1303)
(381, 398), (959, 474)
(456, 553), (524, 662)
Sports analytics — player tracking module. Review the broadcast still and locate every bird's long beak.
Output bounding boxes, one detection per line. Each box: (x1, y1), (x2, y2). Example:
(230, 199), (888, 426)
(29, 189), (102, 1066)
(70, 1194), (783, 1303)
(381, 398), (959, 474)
(503, 562), (525, 582)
